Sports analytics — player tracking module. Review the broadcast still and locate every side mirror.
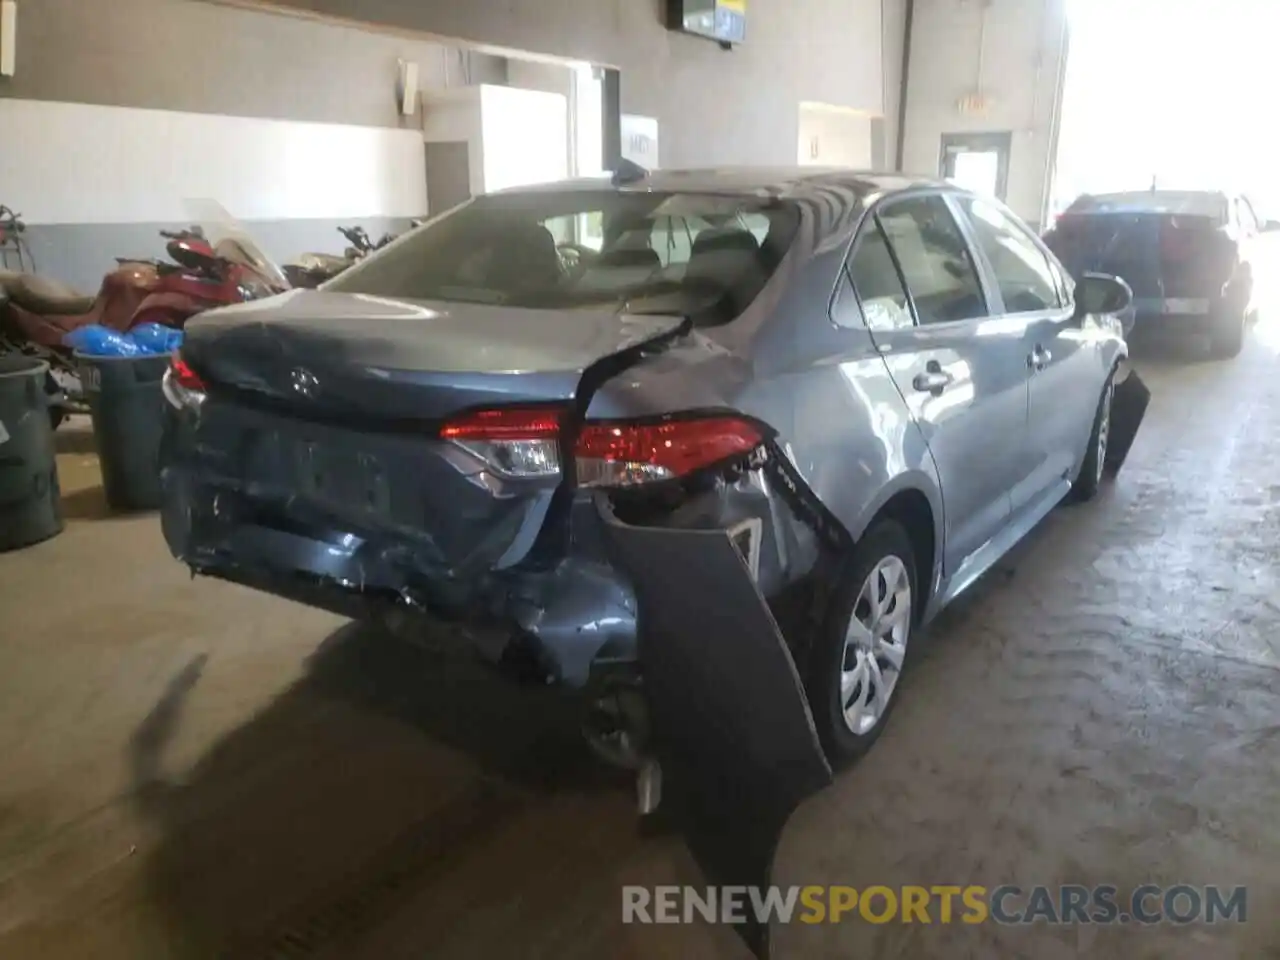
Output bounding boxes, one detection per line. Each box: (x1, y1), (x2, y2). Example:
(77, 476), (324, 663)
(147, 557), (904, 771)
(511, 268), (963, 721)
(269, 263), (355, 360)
(1075, 272), (1132, 318)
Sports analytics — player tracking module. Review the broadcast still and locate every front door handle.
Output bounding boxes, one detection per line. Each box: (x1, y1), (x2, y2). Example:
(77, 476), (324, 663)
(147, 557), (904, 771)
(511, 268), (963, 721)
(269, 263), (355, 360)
(1027, 345), (1052, 372)
(912, 367), (954, 394)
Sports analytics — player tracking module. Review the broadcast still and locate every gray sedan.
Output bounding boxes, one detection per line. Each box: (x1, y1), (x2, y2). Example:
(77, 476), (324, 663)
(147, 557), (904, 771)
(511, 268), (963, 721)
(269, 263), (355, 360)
(159, 168), (1145, 806)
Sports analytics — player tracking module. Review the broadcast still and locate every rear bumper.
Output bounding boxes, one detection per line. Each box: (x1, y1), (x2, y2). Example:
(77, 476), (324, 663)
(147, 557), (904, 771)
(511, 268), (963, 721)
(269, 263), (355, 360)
(1132, 296), (1211, 317)
(160, 457), (639, 689)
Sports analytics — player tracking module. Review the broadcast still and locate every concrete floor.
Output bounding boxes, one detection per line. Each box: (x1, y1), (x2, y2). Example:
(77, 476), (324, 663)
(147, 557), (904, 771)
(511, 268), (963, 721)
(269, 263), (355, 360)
(3, 329), (1280, 958)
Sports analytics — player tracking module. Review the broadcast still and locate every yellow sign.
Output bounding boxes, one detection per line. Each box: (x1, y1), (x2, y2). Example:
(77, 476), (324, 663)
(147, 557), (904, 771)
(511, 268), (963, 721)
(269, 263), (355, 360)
(719, 0), (746, 15)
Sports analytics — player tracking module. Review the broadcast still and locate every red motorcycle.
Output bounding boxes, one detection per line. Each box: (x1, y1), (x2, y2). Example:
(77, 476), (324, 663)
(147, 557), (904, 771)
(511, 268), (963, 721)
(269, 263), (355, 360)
(0, 219), (289, 425)
(130, 227), (267, 327)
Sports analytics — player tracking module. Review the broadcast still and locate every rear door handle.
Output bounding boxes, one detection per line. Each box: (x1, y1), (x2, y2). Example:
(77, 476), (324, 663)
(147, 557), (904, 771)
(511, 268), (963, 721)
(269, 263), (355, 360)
(912, 369), (953, 393)
(1028, 345), (1052, 371)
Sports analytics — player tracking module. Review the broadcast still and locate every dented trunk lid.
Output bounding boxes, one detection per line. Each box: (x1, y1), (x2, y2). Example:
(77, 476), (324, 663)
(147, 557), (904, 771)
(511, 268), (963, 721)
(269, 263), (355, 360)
(169, 291), (687, 585)
(181, 290), (686, 420)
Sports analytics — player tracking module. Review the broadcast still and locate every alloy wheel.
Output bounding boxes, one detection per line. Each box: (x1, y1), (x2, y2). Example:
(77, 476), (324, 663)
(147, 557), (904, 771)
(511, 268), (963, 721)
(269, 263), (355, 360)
(839, 555), (912, 736)
(1095, 379), (1113, 484)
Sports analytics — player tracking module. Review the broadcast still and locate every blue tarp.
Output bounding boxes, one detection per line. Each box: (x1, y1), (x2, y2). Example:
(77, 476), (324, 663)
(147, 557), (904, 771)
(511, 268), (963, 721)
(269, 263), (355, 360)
(65, 323), (184, 357)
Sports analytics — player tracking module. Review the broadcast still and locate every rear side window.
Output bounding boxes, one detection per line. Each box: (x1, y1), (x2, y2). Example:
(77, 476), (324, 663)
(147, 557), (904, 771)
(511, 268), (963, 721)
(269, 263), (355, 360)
(876, 196), (987, 325)
(845, 219), (914, 330)
(958, 196), (1061, 313)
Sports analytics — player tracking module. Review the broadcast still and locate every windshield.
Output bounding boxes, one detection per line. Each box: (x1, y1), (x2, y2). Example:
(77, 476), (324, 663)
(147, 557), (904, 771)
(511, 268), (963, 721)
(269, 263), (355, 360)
(1066, 191), (1228, 222)
(325, 190), (801, 326)
(183, 198), (291, 291)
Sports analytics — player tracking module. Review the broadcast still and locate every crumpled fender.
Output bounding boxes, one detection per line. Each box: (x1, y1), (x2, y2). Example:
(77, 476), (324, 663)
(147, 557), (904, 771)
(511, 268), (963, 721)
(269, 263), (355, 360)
(598, 496), (832, 957)
(1107, 367), (1149, 471)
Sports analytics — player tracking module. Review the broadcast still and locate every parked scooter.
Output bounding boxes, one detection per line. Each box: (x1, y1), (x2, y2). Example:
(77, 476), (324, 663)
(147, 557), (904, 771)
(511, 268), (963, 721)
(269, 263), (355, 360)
(0, 214), (289, 425)
(0, 259), (162, 425)
(129, 226), (281, 327)
(284, 222), (416, 288)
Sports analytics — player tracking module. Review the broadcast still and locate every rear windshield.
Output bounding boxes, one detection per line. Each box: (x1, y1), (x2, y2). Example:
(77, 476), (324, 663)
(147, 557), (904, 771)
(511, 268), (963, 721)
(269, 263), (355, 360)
(1066, 191), (1227, 222)
(325, 190), (800, 327)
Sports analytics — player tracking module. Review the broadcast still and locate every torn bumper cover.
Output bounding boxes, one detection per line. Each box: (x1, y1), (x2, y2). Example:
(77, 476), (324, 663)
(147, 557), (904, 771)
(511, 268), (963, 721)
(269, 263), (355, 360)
(598, 495), (833, 956)
(1107, 367), (1150, 471)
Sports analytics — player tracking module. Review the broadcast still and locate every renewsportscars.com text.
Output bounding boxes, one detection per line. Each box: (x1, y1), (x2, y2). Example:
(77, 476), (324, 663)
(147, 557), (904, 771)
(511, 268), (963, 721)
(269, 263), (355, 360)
(622, 884), (1247, 926)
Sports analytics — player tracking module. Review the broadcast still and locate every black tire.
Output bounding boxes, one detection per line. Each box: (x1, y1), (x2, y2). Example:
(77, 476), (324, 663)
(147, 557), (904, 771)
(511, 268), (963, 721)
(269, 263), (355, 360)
(43, 372), (66, 430)
(1208, 298), (1246, 359)
(1069, 373), (1115, 503)
(805, 519), (917, 766)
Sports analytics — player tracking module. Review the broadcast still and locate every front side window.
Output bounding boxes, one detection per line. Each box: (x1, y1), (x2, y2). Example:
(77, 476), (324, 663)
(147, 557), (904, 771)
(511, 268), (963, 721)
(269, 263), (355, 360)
(327, 191), (800, 328)
(958, 196), (1060, 314)
(876, 195), (987, 325)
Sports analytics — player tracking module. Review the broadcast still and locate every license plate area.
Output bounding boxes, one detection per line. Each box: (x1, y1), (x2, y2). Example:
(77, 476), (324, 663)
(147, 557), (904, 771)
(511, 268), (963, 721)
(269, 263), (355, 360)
(1161, 298), (1209, 315)
(291, 438), (392, 517)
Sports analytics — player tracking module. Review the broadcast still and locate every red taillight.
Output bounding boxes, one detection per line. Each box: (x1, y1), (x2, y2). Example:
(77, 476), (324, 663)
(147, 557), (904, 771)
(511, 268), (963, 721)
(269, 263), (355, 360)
(162, 355), (207, 411)
(574, 415), (764, 488)
(439, 406), (566, 479)
(170, 356), (205, 391)
(439, 406), (564, 441)
(436, 407), (766, 487)
(1159, 221), (1190, 260)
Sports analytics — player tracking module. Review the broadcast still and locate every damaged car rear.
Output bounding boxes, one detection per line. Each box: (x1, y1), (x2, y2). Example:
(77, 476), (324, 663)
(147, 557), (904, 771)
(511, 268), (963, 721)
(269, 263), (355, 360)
(159, 169), (1148, 822)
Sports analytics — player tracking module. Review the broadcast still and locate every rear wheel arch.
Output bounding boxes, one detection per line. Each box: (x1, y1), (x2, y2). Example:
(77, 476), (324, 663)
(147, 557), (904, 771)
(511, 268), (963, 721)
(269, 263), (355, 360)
(854, 486), (938, 624)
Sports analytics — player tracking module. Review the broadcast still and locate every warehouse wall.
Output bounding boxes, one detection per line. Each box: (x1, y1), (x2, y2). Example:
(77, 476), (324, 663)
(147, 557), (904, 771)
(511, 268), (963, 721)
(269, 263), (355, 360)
(900, 0), (1069, 229)
(225, 0), (891, 169)
(1, 0), (896, 288)
(0, 0), (501, 287)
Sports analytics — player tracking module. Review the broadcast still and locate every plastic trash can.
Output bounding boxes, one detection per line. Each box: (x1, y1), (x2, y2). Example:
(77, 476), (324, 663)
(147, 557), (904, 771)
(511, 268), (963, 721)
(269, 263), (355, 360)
(0, 355), (64, 550)
(78, 352), (171, 511)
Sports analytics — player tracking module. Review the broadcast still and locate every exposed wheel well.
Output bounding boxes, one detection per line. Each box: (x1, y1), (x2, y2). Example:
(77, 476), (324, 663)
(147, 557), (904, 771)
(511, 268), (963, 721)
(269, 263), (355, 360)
(872, 489), (936, 623)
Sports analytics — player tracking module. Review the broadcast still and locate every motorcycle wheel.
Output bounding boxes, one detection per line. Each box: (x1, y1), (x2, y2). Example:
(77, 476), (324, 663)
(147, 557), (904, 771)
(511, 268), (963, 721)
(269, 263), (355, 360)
(45, 372), (68, 430)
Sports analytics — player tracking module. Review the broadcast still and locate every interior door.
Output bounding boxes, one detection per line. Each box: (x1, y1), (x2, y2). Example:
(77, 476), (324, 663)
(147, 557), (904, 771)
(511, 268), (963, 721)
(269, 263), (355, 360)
(953, 194), (1097, 511)
(940, 132), (1012, 201)
(850, 193), (1028, 573)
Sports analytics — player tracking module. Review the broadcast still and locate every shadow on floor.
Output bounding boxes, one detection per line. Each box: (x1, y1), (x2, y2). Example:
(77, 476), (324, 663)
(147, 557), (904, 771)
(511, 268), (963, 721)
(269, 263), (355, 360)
(56, 483), (112, 520)
(54, 421), (97, 456)
(131, 618), (635, 958)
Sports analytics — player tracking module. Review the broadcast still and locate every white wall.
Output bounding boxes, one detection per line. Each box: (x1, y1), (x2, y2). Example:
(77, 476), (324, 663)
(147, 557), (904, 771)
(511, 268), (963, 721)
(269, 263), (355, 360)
(422, 87), (487, 196)
(901, 0), (1069, 229)
(798, 104), (876, 168)
(422, 85), (569, 195)
(0, 98), (427, 225)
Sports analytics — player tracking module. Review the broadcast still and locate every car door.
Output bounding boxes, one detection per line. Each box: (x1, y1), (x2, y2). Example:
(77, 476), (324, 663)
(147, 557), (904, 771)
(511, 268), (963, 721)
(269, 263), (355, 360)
(1235, 196), (1262, 311)
(952, 193), (1097, 514)
(848, 192), (1029, 574)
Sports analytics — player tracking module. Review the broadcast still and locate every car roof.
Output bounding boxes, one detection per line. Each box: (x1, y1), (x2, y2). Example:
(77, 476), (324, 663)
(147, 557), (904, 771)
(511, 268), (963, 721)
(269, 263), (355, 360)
(499, 167), (938, 201)
(1070, 190), (1230, 216)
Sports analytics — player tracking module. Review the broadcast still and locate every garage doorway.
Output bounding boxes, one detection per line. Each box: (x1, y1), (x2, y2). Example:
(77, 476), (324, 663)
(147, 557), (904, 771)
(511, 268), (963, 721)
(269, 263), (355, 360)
(1054, 0), (1275, 216)
(940, 132), (1011, 201)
